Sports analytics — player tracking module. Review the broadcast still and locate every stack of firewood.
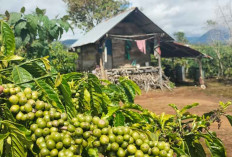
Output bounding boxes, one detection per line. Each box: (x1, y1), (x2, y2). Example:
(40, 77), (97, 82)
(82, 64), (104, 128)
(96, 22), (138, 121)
(96, 66), (172, 91)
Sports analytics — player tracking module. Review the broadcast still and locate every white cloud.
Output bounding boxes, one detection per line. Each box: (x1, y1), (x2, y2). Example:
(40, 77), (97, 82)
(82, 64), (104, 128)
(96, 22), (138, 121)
(130, 0), (229, 37)
(0, 0), (67, 18)
(0, 0), (230, 39)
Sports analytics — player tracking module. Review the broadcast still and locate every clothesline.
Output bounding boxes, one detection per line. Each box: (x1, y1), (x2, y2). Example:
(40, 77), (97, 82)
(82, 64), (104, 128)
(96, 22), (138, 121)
(112, 36), (155, 41)
(107, 33), (164, 38)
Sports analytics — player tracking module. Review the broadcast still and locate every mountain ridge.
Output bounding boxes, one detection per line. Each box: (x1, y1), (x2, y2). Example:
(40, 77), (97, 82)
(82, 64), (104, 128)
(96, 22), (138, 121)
(187, 28), (230, 44)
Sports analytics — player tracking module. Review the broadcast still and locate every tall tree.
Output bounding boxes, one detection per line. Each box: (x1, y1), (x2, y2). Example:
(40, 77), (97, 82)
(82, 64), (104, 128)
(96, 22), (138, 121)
(63, 0), (130, 32)
(173, 32), (188, 44)
(206, 20), (225, 77)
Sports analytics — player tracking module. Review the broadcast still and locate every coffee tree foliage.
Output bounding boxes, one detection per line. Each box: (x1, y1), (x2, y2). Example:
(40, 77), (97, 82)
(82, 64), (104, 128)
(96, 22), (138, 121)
(0, 21), (232, 157)
(0, 7), (78, 74)
(49, 42), (78, 74)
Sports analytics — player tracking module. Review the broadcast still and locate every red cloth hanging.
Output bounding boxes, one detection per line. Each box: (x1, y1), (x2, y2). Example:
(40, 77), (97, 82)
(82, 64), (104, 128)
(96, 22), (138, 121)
(135, 40), (146, 54)
(154, 37), (161, 55)
(155, 46), (161, 55)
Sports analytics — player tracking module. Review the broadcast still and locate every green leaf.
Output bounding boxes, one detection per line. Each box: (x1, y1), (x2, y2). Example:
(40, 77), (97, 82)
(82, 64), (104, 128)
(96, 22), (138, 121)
(104, 106), (120, 119)
(1, 21), (15, 56)
(14, 20), (27, 36)
(114, 111), (125, 126)
(84, 88), (91, 107)
(123, 110), (144, 123)
(49, 25), (59, 39)
(58, 78), (77, 119)
(180, 103), (199, 114)
(0, 104), (15, 121)
(40, 56), (51, 71)
(35, 7), (46, 15)
(185, 135), (206, 157)
(225, 115), (232, 126)
(2, 55), (24, 62)
(203, 134), (226, 157)
(25, 14), (38, 33)
(35, 80), (65, 112)
(172, 147), (190, 157)
(126, 79), (141, 95)
(57, 20), (70, 32)
(20, 7), (25, 13)
(63, 72), (83, 81)
(1, 120), (32, 157)
(21, 60), (48, 78)
(8, 12), (21, 25)
(21, 31), (31, 45)
(168, 104), (178, 111)
(0, 132), (9, 156)
(12, 66), (33, 84)
(122, 103), (144, 111)
(55, 73), (62, 87)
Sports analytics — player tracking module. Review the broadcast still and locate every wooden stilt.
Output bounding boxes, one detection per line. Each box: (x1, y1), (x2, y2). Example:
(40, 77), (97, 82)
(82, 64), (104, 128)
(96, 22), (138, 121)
(158, 54), (163, 90)
(100, 58), (105, 80)
(197, 57), (205, 87)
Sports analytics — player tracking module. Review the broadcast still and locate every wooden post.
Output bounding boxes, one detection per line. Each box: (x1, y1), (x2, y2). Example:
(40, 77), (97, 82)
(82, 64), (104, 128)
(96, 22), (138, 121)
(158, 54), (163, 90)
(197, 58), (205, 86)
(100, 58), (105, 80)
(154, 37), (163, 90)
(80, 47), (83, 71)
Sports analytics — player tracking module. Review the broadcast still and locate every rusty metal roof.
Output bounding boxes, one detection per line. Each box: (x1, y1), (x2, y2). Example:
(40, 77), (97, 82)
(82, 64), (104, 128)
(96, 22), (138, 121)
(160, 42), (211, 58)
(71, 7), (173, 48)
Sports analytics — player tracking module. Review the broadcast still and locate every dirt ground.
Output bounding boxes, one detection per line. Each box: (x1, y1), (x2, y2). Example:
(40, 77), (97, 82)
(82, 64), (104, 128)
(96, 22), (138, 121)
(135, 82), (232, 156)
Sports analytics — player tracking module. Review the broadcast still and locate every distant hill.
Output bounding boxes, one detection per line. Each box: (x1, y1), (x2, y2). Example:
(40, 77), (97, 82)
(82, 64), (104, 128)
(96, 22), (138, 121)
(187, 28), (230, 44)
(61, 39), (77, 47)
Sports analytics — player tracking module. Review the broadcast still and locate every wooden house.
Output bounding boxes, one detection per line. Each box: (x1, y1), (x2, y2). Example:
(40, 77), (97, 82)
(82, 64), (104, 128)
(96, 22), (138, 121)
(71, 7), (209, 89)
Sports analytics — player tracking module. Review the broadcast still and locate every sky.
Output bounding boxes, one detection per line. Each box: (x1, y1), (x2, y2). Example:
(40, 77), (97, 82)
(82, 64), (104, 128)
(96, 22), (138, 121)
(0, 0), (230, 40)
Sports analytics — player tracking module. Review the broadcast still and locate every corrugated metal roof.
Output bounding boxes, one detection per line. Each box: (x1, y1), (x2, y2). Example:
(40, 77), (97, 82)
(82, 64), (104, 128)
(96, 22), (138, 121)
(71, 8), (136, 48)
(72, 7), (174, 48)
(160, 42), (210, 58)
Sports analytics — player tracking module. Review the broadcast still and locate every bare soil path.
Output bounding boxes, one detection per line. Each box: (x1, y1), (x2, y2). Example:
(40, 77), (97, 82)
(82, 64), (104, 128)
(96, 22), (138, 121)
(135, 86), (232, 156)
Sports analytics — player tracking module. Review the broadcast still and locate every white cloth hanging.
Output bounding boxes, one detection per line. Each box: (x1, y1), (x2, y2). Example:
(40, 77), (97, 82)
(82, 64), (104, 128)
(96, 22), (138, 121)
(104, 46), (107, 62)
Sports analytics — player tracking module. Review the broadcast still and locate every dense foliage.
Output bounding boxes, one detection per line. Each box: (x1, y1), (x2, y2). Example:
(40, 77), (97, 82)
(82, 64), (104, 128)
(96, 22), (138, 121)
(0, 8), (78, 74)
(1, 84), (173, 156)
(193, 44), (232, 78)
(0, 17), (232, 157)
(63, 0), (129, 31)
(49, 42), (78, 74)
(1, 7), (72, 59)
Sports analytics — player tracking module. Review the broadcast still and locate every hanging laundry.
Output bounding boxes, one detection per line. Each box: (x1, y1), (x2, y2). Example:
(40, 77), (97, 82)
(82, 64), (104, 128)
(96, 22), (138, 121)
(105, 39), (112, 55)
(125, 40), (132, 60)
(104, 46), (107, 62)
(135, 40), (146, 54)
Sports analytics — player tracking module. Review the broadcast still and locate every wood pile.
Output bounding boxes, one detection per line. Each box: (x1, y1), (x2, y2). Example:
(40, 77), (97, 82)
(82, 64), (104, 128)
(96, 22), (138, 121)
(96, 66), (172, 91)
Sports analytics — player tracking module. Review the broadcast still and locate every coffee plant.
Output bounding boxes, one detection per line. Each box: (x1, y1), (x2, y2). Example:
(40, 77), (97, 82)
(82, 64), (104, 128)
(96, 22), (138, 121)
(0, 18), (232, 157)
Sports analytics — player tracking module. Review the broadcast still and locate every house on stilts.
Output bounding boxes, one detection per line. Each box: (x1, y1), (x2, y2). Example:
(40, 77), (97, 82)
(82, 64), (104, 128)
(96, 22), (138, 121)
(71, 7), (209, 90)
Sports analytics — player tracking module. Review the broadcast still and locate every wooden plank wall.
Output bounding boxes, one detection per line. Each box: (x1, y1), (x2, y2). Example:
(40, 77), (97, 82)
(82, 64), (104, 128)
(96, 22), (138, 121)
(78, 44), (98, 71)
(79, 22), (152, 70)
(109, 22), (151, 68)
